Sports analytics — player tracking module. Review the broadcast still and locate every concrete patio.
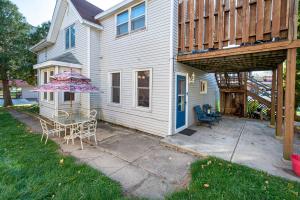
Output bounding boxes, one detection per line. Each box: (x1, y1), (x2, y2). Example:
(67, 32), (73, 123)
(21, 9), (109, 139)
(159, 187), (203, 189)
(162, 116), (300, 182)
(8, 109), (196, 200)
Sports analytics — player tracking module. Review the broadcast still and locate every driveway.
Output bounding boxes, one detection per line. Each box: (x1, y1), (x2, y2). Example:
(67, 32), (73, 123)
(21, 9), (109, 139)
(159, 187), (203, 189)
(162, 116), (300, 182)
(9, 110), (197, 200)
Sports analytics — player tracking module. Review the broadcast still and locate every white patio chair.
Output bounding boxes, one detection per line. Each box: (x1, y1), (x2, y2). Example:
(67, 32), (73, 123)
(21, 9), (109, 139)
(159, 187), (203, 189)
(89, 109), (97, 120)
(70, 120), (98, 150)
(40, 119), (58, 144)
(52, 110), (69, 137)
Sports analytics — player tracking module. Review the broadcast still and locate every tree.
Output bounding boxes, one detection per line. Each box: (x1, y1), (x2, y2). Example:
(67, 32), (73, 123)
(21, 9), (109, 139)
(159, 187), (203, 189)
(0, 0), (50, 107)
(0, 0), (30, 107)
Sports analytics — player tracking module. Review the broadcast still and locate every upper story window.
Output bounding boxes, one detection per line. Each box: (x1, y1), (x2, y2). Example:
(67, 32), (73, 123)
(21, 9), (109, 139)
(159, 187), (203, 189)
(131, 2), (145, 31)
(116, 2), (146, 37)
(117, 11), (129, 36)
(65, 24), (75, 49)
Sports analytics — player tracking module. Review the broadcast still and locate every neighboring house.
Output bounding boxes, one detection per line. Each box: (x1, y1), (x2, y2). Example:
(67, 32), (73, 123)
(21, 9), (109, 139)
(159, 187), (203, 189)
(30, 0), (218, 137)
(0, 80), (38, 100)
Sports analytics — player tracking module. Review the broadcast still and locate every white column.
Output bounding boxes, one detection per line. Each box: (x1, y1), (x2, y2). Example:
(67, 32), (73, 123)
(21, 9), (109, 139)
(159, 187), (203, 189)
(54, 66), (59, 116)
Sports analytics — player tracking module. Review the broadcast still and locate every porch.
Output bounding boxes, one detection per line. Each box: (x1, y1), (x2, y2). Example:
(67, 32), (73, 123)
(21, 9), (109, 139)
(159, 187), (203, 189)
(163, 116), (300, 181)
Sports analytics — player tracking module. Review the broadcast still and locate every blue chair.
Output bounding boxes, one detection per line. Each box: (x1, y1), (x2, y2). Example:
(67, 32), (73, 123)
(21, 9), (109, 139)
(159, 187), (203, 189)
(194, 105), (215, 128)
(202, 104), (222, 122)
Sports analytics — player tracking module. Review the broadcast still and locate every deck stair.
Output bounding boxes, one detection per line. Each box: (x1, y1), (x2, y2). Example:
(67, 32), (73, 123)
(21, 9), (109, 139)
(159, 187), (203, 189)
(215, 72), (273, 116)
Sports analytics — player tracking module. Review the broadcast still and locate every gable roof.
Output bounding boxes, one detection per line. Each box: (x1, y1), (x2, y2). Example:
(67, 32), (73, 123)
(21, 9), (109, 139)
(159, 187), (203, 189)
(30, 0), (103, 53)
(71, 0), (103, 24)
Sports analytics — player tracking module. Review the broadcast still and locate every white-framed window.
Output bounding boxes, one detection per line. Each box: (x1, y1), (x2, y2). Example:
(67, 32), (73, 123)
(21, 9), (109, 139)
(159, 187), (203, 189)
(134, 69), (152, 109)
(131, 2), (146, 31)
(116, 1), (146, 37)
(200, 80), (208, 94)
(64, 92), (75, 102)
(117, 11), (129, 36)
(109, 72), (121, 104)
(41, 69), (55, 102)
(49, 71), (54, 101)
(65, 24), (75, 49)
(43, 71), (47, 100)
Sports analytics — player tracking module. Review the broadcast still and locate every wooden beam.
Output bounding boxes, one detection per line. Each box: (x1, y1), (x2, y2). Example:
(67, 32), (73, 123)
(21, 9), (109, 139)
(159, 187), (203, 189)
(243, 73), (248, 117)
(283, 48), (296, 160)
(242, 0), (250, 43)
(180, 1), (185, 51)
(272, 0), (281, 37)
(177, 40), (300, 61)
(276, 63), (284, 137)
(218, 0), (223, 49)
(288, 0), (299, 40)
(270, 68), (277, 126)
(229, 0), (235, 44)
(208, 0), (215, 48)
(256, 0), (264, 40)
(198, 0), (204, 50)
(189, 0), (194, 51)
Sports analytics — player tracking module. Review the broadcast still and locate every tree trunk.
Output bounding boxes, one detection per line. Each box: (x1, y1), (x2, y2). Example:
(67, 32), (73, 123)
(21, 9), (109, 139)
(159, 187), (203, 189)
(2, 72), (13, 107)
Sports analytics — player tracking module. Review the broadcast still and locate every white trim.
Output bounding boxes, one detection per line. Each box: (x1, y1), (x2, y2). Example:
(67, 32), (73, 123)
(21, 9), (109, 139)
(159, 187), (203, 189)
(175, 72), (189, 133)
(33, 61), (83, 69)
(132, 68), (152, 112)
(95, 0), (136, 20)
(87, 27), (91, 78)
(82, 20), (104, 30)
(108, 71), (122, 106)
(168, 0), (174, 135)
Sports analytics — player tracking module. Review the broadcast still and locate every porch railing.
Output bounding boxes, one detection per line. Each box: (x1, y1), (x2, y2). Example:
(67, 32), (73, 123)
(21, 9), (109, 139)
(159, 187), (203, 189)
(178, 0), (292, 53)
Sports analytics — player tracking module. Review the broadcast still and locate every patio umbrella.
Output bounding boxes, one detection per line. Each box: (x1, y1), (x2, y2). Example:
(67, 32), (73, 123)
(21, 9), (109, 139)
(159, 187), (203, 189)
(33, 71), (98, 112)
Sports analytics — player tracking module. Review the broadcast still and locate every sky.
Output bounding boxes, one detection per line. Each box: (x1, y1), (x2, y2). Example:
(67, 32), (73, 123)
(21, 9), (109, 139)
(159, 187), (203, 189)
(11, 0), (123, 26)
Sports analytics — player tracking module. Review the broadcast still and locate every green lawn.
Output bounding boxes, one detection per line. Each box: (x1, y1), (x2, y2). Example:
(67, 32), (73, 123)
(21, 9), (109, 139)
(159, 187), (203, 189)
(2, 108), (300, 200)
(167, 158), (300, 200)
(12, 104), (39, 114)
(0, 108), (129, 200)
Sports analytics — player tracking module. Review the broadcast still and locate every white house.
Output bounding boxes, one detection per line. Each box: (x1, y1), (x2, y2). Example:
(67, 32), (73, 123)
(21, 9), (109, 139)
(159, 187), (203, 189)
(31, 0), (219, 137)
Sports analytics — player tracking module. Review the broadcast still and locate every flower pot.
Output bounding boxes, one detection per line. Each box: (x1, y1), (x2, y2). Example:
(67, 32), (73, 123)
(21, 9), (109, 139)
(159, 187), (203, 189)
(291, 154), (300, 176)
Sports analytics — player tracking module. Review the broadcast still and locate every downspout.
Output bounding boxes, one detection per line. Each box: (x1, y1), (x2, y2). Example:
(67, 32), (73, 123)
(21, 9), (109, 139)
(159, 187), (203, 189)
(168, 0), (175, 135)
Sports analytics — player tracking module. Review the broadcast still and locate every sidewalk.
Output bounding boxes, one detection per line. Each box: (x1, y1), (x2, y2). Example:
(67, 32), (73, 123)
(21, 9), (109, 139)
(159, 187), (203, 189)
(8, 110), (197, 199)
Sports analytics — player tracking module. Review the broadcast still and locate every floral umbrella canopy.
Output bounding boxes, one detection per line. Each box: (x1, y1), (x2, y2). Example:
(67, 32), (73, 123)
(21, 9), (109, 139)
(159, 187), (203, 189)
(33, 71), (99, 111)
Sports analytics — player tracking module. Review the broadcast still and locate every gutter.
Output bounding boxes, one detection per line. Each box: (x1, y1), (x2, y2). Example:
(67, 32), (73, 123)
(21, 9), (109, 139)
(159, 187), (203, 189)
(168, 0), (175, 135)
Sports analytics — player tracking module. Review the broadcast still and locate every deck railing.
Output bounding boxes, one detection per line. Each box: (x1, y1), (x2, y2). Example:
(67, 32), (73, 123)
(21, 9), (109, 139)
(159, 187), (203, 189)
(178, 0), (293, 53)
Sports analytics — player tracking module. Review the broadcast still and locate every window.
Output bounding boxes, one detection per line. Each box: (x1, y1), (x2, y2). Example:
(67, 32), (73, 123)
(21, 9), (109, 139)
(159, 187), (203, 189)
(117, 11), (129, 36)
(49, 71), (54, 101)
(116, 2), (146, 36)
(111, 72), (121, 104)
(65, 24), (75, 49)
(43, 71), (47, 100)
(200, 80), (208, 94)
(135, 70), (151, 108)
(131, 2), (145, 31)
(64, 92), (75, 101)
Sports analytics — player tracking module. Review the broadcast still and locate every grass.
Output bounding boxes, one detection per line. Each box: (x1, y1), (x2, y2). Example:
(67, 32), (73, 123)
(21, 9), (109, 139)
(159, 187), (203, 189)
(2, 107), (300, 200)
(11, 104), (39, 114)
(167, 158), (300, 200)
(0, 108), (129, 200)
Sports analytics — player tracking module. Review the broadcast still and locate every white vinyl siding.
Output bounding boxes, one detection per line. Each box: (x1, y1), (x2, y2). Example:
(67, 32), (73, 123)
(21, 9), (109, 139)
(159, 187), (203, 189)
(99, 0), (171, 137)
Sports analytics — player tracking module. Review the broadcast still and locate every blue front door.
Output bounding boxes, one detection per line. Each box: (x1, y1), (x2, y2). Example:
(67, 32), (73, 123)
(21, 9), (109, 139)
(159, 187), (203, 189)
(176, 75), (186, 129)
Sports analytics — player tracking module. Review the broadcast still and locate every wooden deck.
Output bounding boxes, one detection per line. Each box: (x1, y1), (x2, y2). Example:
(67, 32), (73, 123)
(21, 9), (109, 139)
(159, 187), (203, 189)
(176, 0), (299, 160)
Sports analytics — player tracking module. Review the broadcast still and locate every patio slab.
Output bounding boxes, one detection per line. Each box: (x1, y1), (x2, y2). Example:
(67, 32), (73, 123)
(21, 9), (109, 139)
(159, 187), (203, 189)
(8, 109), (197, 200)
(162, 116), (300, 182)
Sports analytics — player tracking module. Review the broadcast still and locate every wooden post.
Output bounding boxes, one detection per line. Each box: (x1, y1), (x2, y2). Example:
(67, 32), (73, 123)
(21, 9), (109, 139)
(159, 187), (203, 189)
(270, 69), (277, 126)
(243, 73), (248, 117)
(283, 48), (297, 160)
(276, 63), (284, 137)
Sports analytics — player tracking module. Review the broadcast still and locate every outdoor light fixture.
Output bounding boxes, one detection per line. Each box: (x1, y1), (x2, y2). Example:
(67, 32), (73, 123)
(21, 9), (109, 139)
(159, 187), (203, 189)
(189, 72), (195, 84)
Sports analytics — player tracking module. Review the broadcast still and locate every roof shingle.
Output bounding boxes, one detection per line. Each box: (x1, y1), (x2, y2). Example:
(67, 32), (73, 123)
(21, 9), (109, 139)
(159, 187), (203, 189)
(71, 0), (103, 24)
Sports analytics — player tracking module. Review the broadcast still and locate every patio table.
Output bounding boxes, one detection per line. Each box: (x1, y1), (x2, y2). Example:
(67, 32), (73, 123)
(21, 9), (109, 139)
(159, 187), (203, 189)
(52, 113), (90, 143)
